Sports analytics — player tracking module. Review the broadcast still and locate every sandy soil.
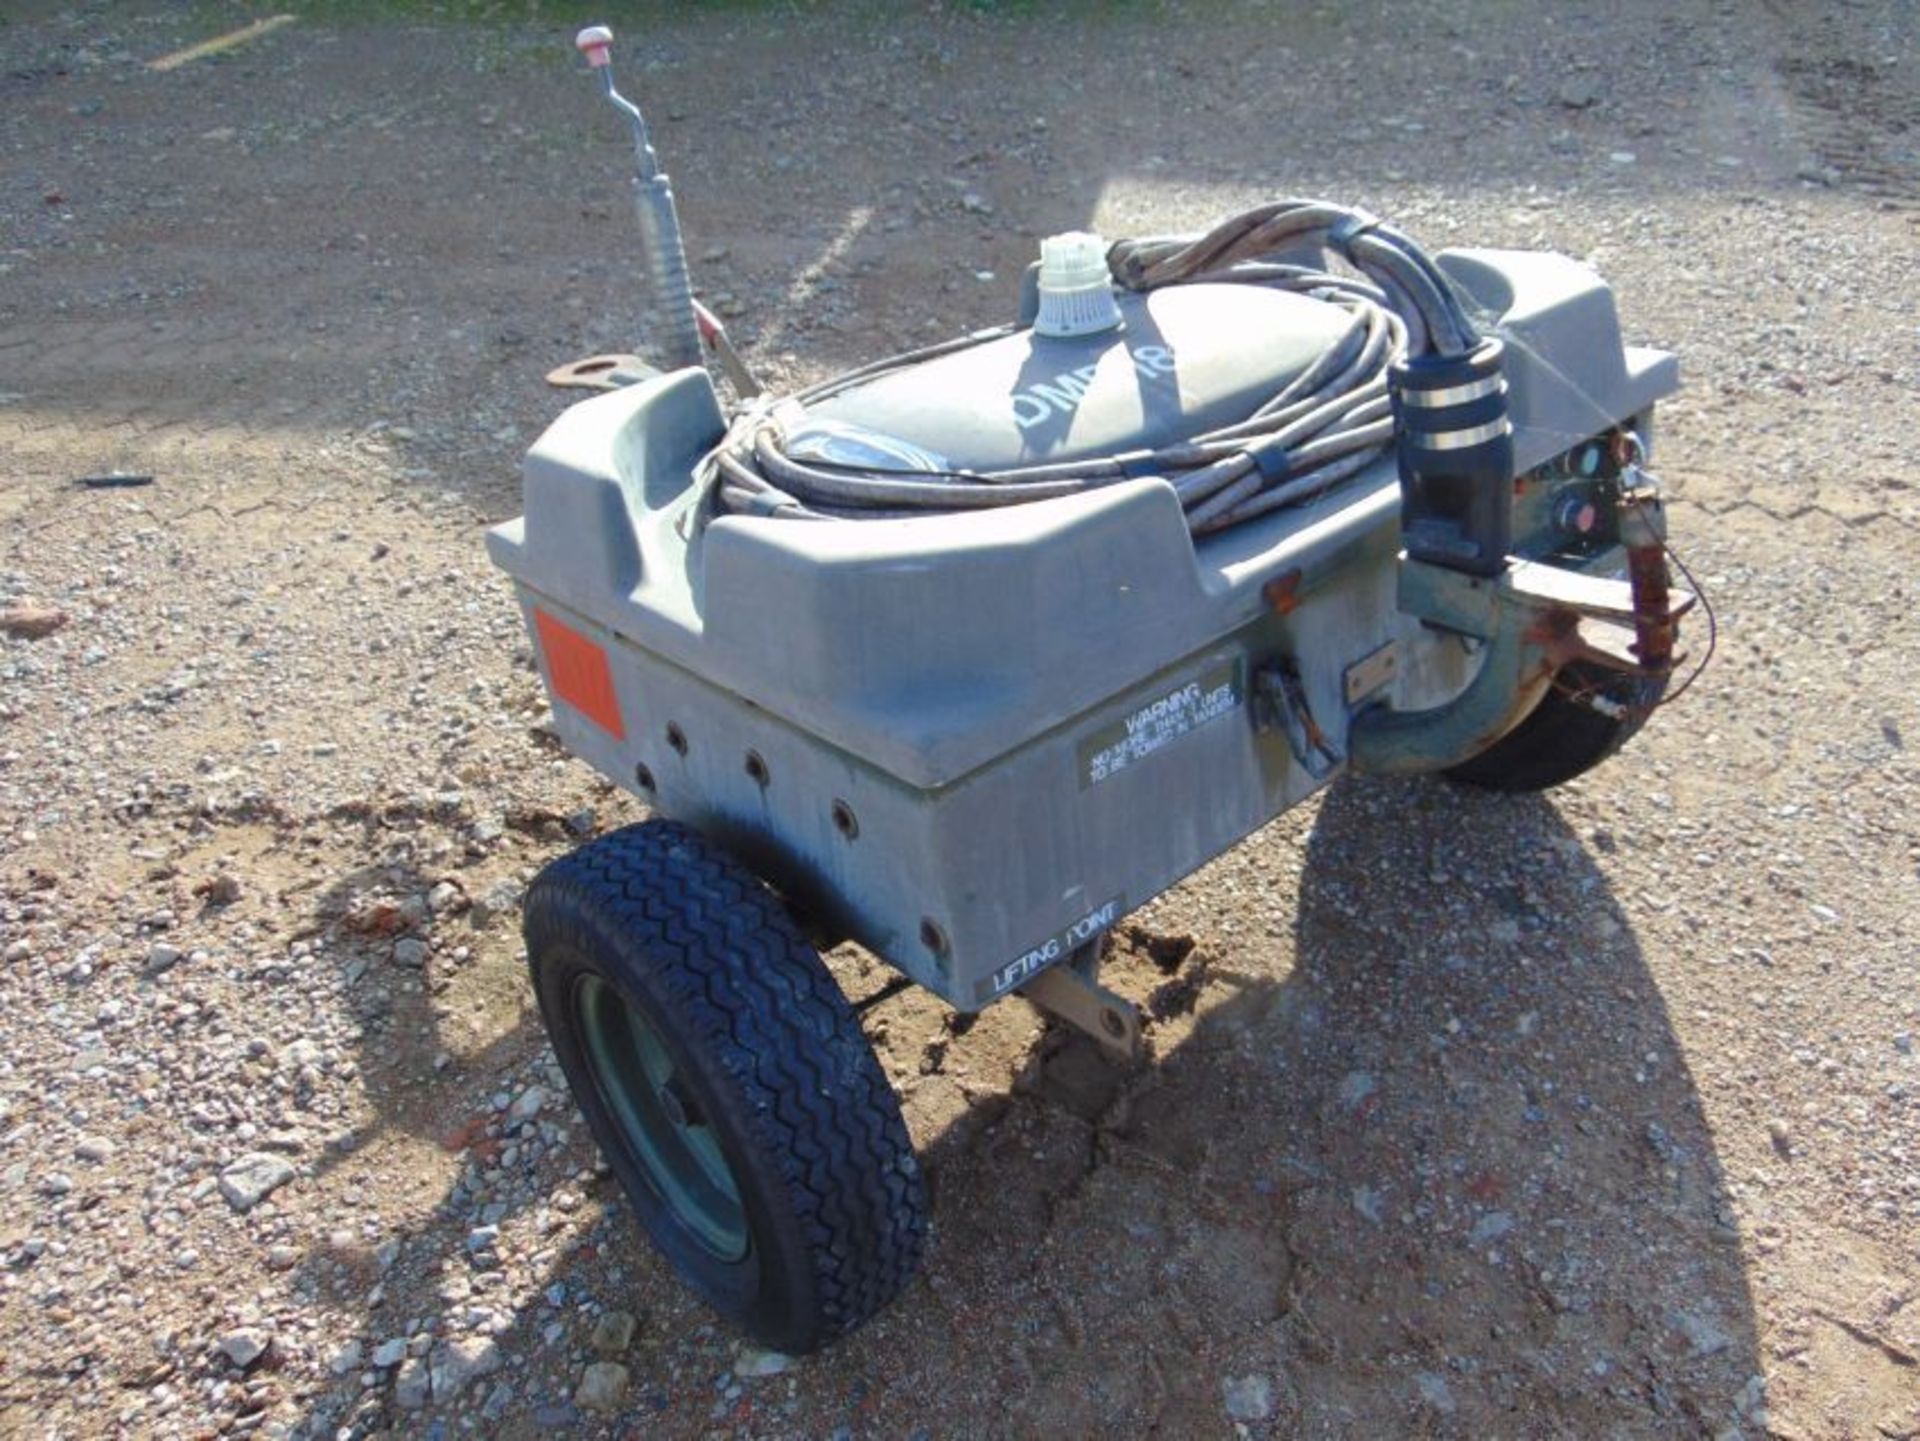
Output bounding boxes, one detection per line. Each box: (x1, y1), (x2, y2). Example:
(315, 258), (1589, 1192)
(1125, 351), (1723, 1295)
(2, 1), (1917, 1437)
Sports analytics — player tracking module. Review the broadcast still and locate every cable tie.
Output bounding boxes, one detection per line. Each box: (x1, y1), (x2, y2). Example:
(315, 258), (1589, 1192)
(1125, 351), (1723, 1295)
(1246, 437), (1292, 481)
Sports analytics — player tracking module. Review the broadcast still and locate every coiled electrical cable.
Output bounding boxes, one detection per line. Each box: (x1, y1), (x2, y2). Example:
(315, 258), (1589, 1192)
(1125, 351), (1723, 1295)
(709, 201), (1481, 535)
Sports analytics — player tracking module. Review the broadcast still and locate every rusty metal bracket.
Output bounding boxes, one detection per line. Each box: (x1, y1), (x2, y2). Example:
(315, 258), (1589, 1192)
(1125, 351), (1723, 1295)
(1618, 477), (1683, 674)
(1505, 557), (1695, 630)
(545, 354), (659, 391)
(1018, 942), (1140, 1061)
(1514, 492), (1694, 685)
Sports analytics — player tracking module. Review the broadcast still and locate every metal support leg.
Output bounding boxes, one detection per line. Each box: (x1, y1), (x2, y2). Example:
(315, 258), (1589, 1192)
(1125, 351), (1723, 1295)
(1018, 940), (1141, 1061)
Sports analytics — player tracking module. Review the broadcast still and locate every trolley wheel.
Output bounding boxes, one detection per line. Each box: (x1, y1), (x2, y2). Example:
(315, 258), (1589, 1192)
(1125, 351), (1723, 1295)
(1443, 660), (1667, 793)
(523, 819), (925, 1352)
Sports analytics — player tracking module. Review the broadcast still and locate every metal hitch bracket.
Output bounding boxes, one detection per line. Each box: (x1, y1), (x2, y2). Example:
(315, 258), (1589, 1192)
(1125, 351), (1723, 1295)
(1018, 941), (1141, 1061)
(1348, 545), (1694, 775)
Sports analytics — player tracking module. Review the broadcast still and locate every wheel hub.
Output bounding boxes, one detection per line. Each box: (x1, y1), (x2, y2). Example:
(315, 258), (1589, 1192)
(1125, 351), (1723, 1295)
(658, 1076), (701, 1129)
(572, 972), (748, 1262)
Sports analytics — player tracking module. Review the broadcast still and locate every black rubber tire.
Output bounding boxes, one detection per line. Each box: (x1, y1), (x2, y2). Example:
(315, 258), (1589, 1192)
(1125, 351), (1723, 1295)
(1443, 661), (1666, 792)
(523, 820), (925, 1352)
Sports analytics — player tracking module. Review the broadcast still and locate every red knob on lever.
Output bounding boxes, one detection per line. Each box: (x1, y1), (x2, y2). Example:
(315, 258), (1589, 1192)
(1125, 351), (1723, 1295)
(575, 25), (613, 69)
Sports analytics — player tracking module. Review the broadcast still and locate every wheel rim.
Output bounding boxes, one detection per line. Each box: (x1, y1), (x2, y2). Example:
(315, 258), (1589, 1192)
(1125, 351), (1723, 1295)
(572, 973), (749, 1262)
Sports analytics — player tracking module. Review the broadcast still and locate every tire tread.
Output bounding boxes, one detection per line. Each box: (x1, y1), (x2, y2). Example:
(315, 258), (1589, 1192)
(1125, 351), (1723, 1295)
(1444, 661), (1665, 792)
(527, 821), (924, 1348)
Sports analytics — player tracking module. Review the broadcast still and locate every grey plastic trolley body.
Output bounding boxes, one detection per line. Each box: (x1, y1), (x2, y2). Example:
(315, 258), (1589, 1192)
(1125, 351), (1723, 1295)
(488, 247), (1675, 1013)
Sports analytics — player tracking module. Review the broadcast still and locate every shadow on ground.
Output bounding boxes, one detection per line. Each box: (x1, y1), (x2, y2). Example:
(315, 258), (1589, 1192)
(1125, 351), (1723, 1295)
(284, 772), (1762, 1437)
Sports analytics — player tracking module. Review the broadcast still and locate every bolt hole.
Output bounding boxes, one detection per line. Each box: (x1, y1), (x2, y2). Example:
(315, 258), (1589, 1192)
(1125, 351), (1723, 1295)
(1100, 1007), (1127, 1039)
(919, 917), (949, 957)
(665, 723), (688, 756)
(633, 762), (655, 793)
(831, 799), (858, 840)
(743, 750), (769, 786)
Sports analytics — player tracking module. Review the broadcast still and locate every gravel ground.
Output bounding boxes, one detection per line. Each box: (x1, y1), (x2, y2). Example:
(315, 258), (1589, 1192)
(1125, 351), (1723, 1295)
(2, 1), (1917, 1437)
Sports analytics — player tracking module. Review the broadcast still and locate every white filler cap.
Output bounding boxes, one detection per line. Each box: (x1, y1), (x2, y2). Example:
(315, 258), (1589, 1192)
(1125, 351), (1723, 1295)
(1034, 231), (1123, 338)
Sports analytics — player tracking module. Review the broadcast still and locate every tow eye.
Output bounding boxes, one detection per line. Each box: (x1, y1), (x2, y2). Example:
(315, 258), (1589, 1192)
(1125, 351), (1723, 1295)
(1349, 442), (1695, 774)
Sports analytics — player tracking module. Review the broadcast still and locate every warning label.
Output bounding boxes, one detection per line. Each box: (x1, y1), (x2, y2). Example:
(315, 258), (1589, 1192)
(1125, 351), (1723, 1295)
(978, 893), (1126, 1003)
(1077, 659), (1243, 788)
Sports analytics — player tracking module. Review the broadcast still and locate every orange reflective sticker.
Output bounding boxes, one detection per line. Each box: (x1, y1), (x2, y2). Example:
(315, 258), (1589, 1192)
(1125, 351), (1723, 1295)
(533, 609), (625, 740)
